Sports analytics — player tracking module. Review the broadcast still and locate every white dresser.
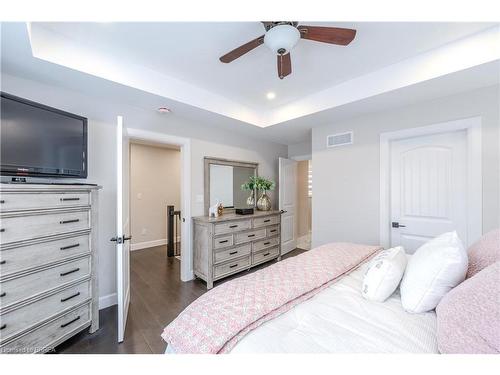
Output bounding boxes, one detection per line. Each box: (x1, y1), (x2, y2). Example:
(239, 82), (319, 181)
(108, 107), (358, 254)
(193, 210), (282, 289)
(0, 183), (100, 353)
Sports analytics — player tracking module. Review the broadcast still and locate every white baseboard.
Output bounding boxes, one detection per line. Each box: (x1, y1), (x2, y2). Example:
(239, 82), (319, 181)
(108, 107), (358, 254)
(131, 238), (166, 251)
(99, 293), (117, 310)
(131, 237), (181, 251)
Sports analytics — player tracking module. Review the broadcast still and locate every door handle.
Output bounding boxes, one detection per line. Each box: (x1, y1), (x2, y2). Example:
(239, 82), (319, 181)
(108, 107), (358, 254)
(110, 235), (132, 244)
(392, 222), (406, 228)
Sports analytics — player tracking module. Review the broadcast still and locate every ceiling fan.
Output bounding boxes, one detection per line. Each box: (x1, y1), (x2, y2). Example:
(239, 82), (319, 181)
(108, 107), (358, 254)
(219, 22), (357, 79)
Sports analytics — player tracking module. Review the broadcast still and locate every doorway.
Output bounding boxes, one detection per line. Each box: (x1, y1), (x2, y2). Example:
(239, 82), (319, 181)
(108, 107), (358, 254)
(296, 159), (312, 250)
(129, 142), (181, 257)
(380, 117), (482, 252)
(279, 156), (312, 254)
(113, 121), (192, 343)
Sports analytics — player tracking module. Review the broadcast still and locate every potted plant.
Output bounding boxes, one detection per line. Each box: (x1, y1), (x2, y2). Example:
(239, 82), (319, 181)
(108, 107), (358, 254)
(242, 176), (275, 211)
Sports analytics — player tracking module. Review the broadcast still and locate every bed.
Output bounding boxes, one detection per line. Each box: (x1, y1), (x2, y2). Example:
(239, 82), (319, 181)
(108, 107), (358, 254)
(164, 243), (438, 354)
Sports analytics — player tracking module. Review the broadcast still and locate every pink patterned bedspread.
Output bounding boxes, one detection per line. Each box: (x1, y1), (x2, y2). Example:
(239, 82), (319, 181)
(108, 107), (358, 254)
(161, 242), (382, 354)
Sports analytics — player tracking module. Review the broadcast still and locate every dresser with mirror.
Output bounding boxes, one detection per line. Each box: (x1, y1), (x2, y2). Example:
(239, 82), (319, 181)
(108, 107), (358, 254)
(193, 157), (282, 289)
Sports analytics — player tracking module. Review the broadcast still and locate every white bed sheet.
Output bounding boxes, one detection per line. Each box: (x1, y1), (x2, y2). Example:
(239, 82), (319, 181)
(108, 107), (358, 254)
(166, 261), (438, 353)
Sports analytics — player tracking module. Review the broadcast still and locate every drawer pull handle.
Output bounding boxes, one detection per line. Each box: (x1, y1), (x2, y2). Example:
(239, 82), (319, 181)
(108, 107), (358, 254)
(229, 251), (238, 255)
(0, 260), (5, 265)
(61, 197), (80, 201)
(229, 225), (238, 229)
(0, 324), (6, 330)
(247, 234), (255, 238)
(61, 292), (81, 302)
(60, 268), (80, 277)
(0, 229), (4, 233)
(60, 219), (80, 225)
(229, 264), (238, 269)
(60, 243), (80, 251)
(263, 242), (270, 245)
(0, 292), (6, 298)
(263, 252), (271, 257)
(270, 229), (277, 233)
(0, 200), (4, 204)
(219, 240), (229, 244)
(264, 219), (271, 223)
(60, 316), (80, 328)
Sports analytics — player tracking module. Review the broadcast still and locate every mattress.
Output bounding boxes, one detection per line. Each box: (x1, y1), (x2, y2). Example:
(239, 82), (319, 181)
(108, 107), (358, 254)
(166, 260), (438, 353)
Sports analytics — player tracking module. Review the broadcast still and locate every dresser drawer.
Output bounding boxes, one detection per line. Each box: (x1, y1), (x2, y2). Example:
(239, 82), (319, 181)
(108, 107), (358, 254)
(266, 225), (280, 237)
(214, 243), (251, 264)
(213, 234), (234, 250)
(0, 234), (90, 277)
(1, 257), (90, 308)
(0, 280), (90, 342)
(252, 246), (280, 265)
(213, 255), (251, 279)
(253, 236), (280, 252)
(0, 210), (90, 245)
(0, 302), (91, 353)
(234, 228), (266, 245)
(214, 219), (251, 235)
(0, 192), (90, 212)
(253, 215), (279, 228)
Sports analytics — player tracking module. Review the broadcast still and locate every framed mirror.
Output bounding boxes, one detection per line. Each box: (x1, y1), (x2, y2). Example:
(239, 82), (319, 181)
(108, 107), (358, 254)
(204, 157), (258, 214)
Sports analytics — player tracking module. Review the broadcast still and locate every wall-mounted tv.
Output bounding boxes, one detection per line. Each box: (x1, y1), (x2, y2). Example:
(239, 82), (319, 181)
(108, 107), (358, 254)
(1, 92), (88, 178)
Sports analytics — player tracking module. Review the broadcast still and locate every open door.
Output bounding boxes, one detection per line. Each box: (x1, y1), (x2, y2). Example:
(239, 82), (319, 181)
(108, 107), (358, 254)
(111, 116), (131, 343)
(279, 157), (298, 255)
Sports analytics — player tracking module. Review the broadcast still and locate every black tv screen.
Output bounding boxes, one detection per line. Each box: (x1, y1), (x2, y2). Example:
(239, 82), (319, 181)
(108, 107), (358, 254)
(0, 92), (87, 178)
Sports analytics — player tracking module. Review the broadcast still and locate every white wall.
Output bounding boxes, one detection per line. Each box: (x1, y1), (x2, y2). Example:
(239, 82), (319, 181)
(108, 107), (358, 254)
(1, 73), (288, 308)
(312, 85), (500, 248)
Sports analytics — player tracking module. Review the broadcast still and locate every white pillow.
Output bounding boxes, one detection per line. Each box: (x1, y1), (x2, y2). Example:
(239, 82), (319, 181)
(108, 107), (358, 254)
(400, 231), (468, 313)
(362, 246), (407, 302)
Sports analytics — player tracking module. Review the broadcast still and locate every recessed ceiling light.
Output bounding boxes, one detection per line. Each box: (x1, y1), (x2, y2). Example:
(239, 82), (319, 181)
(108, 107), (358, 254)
(157, 107), (171, 113)
(266, 92), (276, 100)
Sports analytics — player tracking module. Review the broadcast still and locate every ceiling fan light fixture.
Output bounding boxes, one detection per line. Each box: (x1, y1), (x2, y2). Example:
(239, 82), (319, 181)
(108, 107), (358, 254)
(264, 24), (300, 55)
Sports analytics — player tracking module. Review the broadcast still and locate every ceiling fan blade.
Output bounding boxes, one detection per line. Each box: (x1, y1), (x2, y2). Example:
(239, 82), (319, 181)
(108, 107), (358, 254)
(277, 53), (291, 79)
(298, 26), (356, 46)
(219, 35), (265, 63)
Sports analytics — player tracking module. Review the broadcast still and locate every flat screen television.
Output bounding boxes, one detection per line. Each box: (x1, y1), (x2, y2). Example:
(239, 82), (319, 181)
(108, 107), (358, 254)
(1, 92), (88, 178)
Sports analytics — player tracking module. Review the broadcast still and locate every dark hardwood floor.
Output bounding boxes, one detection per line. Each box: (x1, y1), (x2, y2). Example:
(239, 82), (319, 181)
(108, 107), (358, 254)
(55, 246), (306, 354)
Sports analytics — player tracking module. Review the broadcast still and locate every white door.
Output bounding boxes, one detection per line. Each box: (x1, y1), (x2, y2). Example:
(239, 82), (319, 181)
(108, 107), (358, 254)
(113, 116), (131, 342)
(279, 157), (298, 255)
(390, 130), (467, 253)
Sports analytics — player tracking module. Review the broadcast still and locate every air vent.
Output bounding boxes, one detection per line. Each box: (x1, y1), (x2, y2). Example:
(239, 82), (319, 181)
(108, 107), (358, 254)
(326, 131), (353, 148)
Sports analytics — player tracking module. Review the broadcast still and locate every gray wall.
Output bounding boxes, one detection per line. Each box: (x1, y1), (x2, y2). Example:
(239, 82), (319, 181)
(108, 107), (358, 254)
(312, 85), (500, 248)
(288, 140), (312, 159)
(1, 73), (288, 308)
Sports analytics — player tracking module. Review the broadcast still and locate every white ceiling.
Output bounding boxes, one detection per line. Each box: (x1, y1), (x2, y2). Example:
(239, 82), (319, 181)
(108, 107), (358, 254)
(1, 22), (499, 145)
(34, 22), (495, 110)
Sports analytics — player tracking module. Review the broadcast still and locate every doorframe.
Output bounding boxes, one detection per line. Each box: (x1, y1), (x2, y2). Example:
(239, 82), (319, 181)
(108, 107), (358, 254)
(126, 127), (194, 282)
(379, 117), (482, 249)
